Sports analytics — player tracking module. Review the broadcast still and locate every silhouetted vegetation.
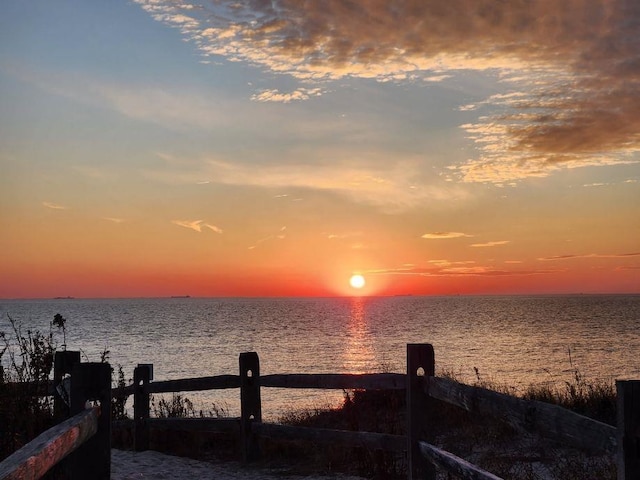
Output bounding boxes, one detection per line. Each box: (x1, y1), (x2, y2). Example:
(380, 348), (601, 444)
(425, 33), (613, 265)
(0, 317), (620, 478)
(0, 314), (58, 460)
(0, 314), (128, 462)
(267, 368), (617, 479)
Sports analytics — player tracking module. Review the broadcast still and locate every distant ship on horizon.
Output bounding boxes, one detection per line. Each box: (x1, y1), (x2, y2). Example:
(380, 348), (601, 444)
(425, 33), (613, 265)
(170, 295), (191, 298)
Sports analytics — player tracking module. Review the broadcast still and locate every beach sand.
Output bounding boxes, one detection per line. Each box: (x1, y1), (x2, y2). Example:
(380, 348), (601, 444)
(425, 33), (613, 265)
(111, 449), (366, 480)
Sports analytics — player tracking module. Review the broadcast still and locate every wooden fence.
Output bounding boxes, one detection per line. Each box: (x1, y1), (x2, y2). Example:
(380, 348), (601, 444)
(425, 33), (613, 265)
(0, 360), (111, 480)
(2, 344), (639, 480)
(124, 344), (639, 480)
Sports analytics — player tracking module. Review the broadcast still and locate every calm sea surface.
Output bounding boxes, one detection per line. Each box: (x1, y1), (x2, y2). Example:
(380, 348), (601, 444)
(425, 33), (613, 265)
(1, 295), (639, 418)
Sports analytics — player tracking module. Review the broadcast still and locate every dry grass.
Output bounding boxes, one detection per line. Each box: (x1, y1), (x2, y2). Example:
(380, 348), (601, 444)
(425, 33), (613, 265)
(0, 316), (620, 480)
(270, 369), (618, 480)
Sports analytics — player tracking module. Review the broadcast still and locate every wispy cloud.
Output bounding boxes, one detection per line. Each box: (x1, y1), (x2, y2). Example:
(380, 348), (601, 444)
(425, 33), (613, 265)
(428, 259), (475, 267)
(251, 88), (324, 103)
(538, 252), (640, 261)
(103, 217), (125, 224)
(4, 63), (243, 132)
(248, 226), (287, 250)
(583, 179), (637, 187)
(145, 153), (471, 211)
(42, 201), (67, 210)
(135, 0), (640, 183)
(368, 263), (558, 277)
(470, 240), (510, 248)
(421, 232), (472, 239)
(327, 231), (363, 240)
(172, 220), (223, 233)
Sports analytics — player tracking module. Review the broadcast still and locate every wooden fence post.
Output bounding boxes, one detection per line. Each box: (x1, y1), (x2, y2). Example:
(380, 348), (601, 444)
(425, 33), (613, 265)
(67, 362), (111, 480)
(53, 351), (80, 420)
(617, 380), (640, 480)
(407, 344), (435, 480)
(240, 352), (262, 462)
(134, 364), (153, 452)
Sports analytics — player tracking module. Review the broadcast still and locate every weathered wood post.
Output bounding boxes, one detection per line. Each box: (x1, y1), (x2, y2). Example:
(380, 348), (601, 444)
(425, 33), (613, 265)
(617, 380), (640, 480)
(53, 351), (81, 420)
(134, 364), (153, 452)
(67, 362), (111, 480)
(240, 352), (262, 462)
(407, 344), (436, 480)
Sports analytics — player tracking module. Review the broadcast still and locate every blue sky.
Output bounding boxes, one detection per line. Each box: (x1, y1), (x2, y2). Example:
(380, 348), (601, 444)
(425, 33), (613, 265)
(1, 0), (638, 298)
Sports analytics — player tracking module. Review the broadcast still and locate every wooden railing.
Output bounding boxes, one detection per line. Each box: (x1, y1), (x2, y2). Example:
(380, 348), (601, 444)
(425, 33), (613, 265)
(0, 407), (99, 480)
(3, 344), (638, 479)
(124, 344), (640, 480)
(0, 361), (111, 480)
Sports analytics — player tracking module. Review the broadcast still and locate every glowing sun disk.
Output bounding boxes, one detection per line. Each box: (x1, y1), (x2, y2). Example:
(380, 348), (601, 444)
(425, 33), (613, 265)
(350, 274), (365, 289)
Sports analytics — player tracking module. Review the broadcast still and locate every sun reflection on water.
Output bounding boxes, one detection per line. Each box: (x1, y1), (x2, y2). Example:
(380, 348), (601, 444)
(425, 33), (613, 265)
(342, 297), (376, 373)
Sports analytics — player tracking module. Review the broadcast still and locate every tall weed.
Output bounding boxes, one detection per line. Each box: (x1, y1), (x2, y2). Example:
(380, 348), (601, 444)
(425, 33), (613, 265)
(0, 314), (59, 459)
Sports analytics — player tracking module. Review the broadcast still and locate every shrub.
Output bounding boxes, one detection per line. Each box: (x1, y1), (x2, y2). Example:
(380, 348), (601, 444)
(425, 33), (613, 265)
(0, 314), (58, 460)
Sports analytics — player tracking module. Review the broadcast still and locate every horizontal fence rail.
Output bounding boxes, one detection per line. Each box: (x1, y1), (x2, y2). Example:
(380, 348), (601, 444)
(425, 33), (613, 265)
(10, 344), (636, 480)
(261, 373), (406, 390)
(123, 344), (637, 480)
(1, 380), (55, 397)
(114, 372), (405, 398)
(254, 423), (406, 452)
(1, 361), (111, 480)
(116, 374), (241, 397)
(147, 417), (239, 434)
(0, 407), (99, 480)
(426, 376), (618, 454)
(144, 374), (241, 395)
(418, 442), (503, 480)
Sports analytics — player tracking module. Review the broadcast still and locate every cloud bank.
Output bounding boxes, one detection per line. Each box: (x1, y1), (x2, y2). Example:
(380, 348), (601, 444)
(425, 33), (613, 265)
(136, 0), (640, 183)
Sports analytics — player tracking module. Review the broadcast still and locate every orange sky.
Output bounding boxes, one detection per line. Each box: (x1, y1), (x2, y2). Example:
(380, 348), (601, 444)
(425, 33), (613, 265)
(0, 0), (638, 298)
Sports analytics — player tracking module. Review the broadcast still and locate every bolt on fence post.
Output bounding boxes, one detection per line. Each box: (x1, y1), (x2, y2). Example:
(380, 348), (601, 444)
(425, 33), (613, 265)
(240, 352), (262, 463)
(406, 343), (435, 480)
(134, 364), (152, 452)
(68, 362), (111, 480)
(617, 380), (640, 480)
(53, 351), (80, 421)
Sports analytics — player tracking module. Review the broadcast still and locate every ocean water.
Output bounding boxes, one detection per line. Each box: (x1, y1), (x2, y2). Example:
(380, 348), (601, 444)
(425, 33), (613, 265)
(1, 295), (639, 419)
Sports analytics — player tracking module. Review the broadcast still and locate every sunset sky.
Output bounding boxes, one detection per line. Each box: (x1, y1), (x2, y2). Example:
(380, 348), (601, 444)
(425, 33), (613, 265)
(1, 0), (638, 298)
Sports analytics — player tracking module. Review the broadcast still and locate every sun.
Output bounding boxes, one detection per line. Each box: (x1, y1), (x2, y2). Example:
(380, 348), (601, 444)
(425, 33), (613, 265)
(349, 274), (366, 289)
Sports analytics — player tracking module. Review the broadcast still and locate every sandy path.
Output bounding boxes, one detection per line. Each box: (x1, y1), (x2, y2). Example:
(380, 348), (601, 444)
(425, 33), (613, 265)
(111, 449), (366, 480)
